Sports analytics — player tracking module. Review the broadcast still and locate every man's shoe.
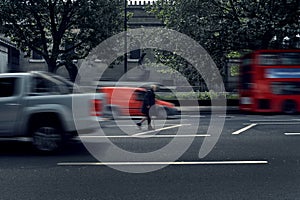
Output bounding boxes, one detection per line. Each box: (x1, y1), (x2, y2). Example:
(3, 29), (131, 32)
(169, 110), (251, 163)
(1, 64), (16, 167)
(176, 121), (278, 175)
(136, 122), (142, 129)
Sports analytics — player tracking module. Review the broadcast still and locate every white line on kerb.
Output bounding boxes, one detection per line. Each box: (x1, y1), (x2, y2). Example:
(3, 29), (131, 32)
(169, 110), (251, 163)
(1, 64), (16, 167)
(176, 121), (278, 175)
(57, 161), (268, 166)
(284, 133), (300, 136)
(232, 123), (257, 135)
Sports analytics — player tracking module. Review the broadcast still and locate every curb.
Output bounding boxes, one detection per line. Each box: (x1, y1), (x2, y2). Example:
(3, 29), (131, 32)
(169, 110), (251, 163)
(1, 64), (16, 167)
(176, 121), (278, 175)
(177, 106), (240, 114)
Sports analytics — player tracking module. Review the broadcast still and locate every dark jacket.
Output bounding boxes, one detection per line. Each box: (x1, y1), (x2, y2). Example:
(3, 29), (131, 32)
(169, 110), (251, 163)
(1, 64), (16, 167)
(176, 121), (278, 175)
(141, 89), (155, 114)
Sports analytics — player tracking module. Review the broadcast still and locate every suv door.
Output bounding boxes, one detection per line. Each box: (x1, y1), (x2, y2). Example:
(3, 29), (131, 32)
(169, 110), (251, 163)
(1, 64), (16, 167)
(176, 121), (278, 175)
(0, 77), (21, 135)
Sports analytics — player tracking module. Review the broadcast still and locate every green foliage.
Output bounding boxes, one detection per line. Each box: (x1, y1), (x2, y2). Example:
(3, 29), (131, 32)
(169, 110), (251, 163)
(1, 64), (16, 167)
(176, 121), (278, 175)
(150, 0), (299, 50)
(227, 51), (242, 59)
(230, 65), (239, 76)
(0, 0), (124, 81)
(147, 0), (300, 85)
(156, 91), (239, 100)
(150, 51), (202, 86)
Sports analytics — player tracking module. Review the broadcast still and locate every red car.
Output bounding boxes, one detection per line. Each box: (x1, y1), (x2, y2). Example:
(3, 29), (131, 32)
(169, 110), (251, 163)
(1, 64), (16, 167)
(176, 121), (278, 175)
(99, 87), (178, 118)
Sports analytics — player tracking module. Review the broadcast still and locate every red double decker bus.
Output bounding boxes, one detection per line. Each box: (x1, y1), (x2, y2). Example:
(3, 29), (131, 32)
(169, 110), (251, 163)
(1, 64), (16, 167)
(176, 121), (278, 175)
(239, 49), (300, 114)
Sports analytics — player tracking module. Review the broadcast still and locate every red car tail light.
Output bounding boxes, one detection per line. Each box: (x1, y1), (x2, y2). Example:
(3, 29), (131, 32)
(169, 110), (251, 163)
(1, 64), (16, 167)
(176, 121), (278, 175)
(91, 99), (102, 116)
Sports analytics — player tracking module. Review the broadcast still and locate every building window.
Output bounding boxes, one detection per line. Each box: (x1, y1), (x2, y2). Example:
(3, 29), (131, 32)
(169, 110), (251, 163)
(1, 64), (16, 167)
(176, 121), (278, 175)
(32, 50), (43, 60)
(29, 50), (45, 63)
(129, 49), (141, 59)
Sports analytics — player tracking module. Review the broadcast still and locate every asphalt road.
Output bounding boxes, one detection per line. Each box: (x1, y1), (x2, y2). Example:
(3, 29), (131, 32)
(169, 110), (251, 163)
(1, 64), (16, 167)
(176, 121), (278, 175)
(1, 113), (300, 200)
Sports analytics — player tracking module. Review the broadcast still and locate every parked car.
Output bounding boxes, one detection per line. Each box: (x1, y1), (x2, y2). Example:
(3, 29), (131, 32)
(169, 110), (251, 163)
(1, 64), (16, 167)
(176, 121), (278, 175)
(99, 86), (179, 118)
(0, 71), (106, 152)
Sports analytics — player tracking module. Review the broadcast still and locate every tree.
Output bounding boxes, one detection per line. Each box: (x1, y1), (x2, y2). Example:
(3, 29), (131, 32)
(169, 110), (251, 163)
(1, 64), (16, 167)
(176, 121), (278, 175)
(0, 0), (124, 81)
(148, 0), (300, 85)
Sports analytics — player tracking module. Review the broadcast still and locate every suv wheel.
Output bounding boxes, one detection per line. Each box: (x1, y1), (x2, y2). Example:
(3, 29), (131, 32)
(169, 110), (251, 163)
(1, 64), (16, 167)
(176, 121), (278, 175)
(32, 123), (63, 152)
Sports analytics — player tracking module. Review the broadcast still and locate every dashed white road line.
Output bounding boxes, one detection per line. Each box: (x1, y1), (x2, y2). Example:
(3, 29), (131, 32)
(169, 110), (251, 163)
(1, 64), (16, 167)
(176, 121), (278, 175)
(103, 124), (183, 128)
(218, 115), (234, 118)
(79, 134), (210, 139)
(104, 124), (143, 127)
(79, 123), (198, 139)
(182, 115), (206, 118)
(250, 119), (300, 122)
(284, 133), (300, 136)
(244, 122), (300, 125)
(232, 123), (257, 135)
(133, 124), (185, 136)
(57, 160), (268, 166)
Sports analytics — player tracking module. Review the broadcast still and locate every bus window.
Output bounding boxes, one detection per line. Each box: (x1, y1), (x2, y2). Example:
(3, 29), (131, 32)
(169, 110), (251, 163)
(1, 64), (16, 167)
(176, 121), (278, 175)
(281, 53), (300, 65)
(271, 82), (300, 95)
(259, 54), (280, 66)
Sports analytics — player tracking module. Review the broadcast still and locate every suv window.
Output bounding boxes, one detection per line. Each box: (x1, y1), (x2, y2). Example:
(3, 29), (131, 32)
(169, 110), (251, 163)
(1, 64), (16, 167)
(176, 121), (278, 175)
(31, 76), (61, 95)
(31, 72), (75, 95)
(0, 77), (17, 97)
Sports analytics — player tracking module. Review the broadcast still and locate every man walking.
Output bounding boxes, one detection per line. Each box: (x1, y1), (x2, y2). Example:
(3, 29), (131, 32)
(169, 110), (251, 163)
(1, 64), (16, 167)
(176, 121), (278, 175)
(137, 85), (157, 130)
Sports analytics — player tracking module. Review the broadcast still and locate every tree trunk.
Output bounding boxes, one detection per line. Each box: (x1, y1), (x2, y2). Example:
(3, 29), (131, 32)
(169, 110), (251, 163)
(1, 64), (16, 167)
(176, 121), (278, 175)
(46, 58), (58, 73)
(65, 62), (79, 82)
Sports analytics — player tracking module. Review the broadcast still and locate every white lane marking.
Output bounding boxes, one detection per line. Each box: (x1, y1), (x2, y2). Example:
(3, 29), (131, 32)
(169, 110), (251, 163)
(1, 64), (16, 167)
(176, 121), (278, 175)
(106, 124), (144, 127)
(79, 134), (210, 139)
(133, 124), (185, 136)
(218, 115), (234, 118)
(179, 115), (205, 118)
(117, 116), (181, 119)
(195, 115), (206, 118)
(104, 124), (184, 128)
(105, 124), (175, 128)
(118, 116), (143, 119)
(284, 133), (300, 136)
(57, 160), (268, 166)
(232, 123), (257, 135)
(243, 122), (300, 125)
(250, 119), (299, 122)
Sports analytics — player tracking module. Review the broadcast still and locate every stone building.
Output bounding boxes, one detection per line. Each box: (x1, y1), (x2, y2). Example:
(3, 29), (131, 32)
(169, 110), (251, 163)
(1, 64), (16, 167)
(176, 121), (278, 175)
(0, 36), (20, 73)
